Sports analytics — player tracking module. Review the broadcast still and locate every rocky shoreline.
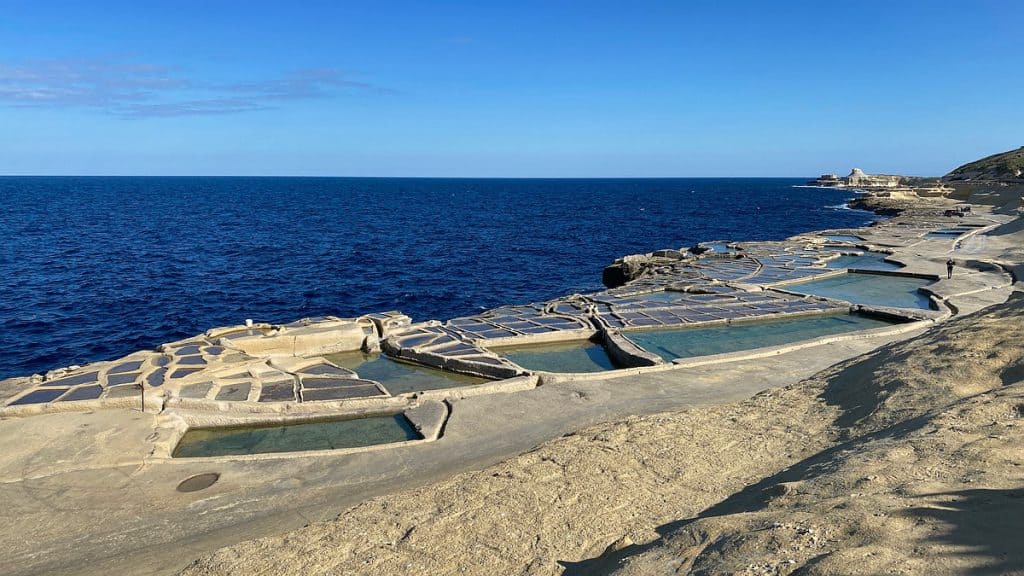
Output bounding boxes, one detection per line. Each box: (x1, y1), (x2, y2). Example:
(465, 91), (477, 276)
(176, 196), (1024, 576)
(183, 291), (1024, 576)
(0, 189), (1021, 576)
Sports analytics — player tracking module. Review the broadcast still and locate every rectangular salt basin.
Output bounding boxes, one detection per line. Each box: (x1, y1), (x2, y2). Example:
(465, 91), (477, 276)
(927, 229), (968, 238)
(824, 234), (862, 243)
(787, 272), (933, 309)
(825, 252), (903, 271)
(323, 352), (487, 395)
(172, 414), (420, 458)
(493, 340), (616, 373)
(625, 313), (897, 361)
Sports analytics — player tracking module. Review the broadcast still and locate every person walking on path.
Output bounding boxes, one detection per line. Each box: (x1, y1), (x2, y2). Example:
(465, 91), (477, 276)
(946, 258), (955, 279)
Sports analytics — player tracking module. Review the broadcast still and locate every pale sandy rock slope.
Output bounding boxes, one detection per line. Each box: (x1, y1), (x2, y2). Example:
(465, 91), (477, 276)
(182, 293), (1024, 576)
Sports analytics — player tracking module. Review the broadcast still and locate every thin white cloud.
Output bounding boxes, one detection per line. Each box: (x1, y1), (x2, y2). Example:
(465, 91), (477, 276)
(117, 98), (271, 117)
(0, 58), (389, 117)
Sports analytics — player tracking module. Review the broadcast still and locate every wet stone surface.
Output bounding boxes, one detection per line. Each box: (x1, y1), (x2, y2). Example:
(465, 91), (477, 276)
(299, 377), (369, 389)
(179, 381), (214, 399)
(258, 383), (297, 402)
(215, 382), (251, 401)
(146, 368), (167, 387)
(104, 385), (140, 399)
(40, 372), (98, 387)
(59, 385), (104, 401)
(169, 368), (202, 379)
(108, 361), (144, 374)
(11, 388), (67, 405)
(298, 364), (356, 377)
(107, 373), (140, 386)
(302, 384), (386, 401)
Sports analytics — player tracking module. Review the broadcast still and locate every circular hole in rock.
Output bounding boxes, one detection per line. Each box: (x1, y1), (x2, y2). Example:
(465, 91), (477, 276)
(177, 472), (220, 493)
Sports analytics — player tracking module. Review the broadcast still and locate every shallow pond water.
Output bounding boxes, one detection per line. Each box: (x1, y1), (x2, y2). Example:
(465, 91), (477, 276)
(625, 313), (897, 361)
(172, 414), (420, 458)
(786, 272), (933, 309)
(493, 340), (616, 373)
(825, 252), (903, 271)
(324, 352), (487, 395)
(927, 228), (972, 238)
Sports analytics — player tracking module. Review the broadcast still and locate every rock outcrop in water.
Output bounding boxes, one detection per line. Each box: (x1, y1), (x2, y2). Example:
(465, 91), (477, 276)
(602, 251), (689, 288)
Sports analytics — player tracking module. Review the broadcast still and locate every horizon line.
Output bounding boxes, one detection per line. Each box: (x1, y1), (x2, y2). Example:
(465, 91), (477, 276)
(0, 173), (891, 180)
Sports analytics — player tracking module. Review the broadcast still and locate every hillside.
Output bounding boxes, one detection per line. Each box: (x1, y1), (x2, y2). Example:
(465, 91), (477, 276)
(945, 146), (1024, 182)
(941, 147), (1024, 212)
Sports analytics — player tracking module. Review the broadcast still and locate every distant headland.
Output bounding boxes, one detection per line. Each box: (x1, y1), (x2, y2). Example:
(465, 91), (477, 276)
(809, 146), (1024, 215)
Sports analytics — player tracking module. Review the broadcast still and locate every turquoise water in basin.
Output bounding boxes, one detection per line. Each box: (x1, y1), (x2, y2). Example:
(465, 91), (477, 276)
(172, 414), (420, 458)
(824, 234), (862, 243)
(626, 313), (896, 361)
(494, 340), (616, 373)
(825, 252), (903, 271)
(788, 273), (933, 309)
(324, 352), (487, 395)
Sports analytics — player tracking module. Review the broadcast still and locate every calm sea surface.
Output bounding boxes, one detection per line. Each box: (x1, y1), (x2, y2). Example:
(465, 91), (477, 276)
(0, 177), (872, 378)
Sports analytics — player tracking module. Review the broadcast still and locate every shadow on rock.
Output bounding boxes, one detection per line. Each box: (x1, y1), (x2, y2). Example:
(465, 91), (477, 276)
(901, 487), (1024, 576)
(558, 412), (934, 576)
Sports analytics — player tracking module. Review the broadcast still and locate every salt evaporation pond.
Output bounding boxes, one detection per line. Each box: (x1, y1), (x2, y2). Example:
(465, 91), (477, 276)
(494, 340), (616, 373)
(173, 414), (420, 458)
(625, 313), (897, 361)
(825, 252), (903, 271)
(324, 352), (487, 394)
(787, 273), (933, 309)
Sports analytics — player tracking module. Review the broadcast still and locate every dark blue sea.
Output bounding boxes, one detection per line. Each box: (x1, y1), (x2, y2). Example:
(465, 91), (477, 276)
(0, 177), (873, 379)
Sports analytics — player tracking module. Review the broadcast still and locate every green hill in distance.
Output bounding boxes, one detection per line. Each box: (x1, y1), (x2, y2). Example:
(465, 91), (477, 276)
(944, 146), (1024, 182)
(941, 147), (1024, 213)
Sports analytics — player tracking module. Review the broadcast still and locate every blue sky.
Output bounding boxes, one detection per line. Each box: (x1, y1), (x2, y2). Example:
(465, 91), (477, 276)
(0, 1), (1020, 177)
